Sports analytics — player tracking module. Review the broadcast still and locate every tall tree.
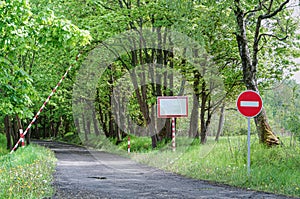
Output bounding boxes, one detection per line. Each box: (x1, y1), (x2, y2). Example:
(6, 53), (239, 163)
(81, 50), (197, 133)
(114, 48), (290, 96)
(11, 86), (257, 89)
(233, 0), (299, 145)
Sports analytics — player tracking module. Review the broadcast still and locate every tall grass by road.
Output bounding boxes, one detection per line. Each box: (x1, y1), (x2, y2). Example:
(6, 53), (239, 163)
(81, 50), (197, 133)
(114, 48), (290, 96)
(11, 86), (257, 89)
(127, 136), (300, 197)
(0, 134), (56, 199)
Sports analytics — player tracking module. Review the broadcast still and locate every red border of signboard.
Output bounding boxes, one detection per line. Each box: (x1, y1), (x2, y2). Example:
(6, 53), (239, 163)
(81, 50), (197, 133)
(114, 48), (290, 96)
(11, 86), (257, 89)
(157, 96), (188, 118)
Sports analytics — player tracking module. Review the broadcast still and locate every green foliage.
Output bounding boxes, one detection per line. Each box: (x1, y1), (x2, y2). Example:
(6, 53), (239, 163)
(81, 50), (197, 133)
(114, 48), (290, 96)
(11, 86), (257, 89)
(0, 133), (8, 155)
(0, 0), (91, 120)
(56, 132), (82, 145)
(264, 80), (300, 142)
(0, 145), (56, 199)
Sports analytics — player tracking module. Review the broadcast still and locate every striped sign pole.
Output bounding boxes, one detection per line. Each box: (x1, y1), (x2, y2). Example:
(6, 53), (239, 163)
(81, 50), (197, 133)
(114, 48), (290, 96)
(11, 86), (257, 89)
(10, 54), (81, 154)
(172, 117), (176, 152)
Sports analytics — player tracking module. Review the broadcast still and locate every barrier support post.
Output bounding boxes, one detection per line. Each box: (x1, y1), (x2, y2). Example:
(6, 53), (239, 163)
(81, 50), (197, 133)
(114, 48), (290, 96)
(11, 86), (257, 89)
(20, 129), (25, 148)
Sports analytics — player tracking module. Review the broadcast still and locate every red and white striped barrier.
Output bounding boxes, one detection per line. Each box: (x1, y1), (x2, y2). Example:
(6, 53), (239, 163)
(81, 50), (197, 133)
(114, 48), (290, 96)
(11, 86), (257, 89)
(10, 53), (81, 153)
(172, 117), (176, 152)
(128, 136), (131, 154)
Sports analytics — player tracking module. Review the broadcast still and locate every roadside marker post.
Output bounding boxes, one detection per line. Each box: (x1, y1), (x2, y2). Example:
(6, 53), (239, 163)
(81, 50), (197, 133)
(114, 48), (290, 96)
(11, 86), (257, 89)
(236, 90), (263, 176)
(171, 117), (175, 152)
(20, 129), (25, 148)
(157, 96), (188, 152)
(128, 136), (131, 154)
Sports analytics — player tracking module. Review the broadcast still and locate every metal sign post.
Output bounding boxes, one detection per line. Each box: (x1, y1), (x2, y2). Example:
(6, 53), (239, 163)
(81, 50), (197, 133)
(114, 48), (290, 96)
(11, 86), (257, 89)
(247, 117), (251, 175)
(157, 96), (188, 151)
(236, 90), (263, 176)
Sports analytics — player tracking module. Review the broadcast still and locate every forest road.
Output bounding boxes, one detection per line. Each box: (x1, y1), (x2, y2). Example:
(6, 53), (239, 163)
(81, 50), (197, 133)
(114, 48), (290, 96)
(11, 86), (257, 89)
(35, 140), (298, 199)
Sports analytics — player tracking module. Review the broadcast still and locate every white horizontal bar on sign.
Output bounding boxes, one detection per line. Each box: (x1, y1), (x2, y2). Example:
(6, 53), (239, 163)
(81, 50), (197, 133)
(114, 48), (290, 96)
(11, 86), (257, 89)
(240, 101), (259, 107)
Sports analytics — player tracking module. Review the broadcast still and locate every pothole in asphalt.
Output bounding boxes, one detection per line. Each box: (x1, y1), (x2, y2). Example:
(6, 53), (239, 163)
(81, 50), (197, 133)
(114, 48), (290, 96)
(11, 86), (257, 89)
(88, 176), (107, 180)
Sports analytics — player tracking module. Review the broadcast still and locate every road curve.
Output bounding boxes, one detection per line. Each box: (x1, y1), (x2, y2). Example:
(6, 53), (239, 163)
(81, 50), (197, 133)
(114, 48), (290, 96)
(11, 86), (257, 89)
(35, 140), (297, 199)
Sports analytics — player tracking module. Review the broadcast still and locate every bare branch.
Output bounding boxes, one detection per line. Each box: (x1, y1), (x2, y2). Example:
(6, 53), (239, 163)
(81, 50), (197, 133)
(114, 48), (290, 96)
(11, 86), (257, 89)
(261, 0), (290, 19)
(101, 41), (130, 71)
(266, 0), (274, 14)
(260, 33), (288, 41)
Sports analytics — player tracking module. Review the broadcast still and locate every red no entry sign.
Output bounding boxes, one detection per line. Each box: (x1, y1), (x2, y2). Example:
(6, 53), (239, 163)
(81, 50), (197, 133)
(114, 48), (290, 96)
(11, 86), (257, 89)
(236, 90), (263, 117)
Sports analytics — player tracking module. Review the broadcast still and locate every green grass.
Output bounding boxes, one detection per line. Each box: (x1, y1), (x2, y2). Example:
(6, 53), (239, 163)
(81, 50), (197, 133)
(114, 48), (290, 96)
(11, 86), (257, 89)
(130, 136), (300, 197)
(0, 134), (57, 199)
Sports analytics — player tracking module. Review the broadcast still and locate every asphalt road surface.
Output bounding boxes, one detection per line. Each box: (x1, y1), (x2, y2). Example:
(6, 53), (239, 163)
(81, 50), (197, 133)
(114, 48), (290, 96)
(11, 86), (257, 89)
(35, 141), (298, 199)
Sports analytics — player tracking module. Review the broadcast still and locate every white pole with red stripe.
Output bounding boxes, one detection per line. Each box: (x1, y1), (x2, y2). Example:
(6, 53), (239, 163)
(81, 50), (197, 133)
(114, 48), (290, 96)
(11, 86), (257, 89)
(10, 54), (81, 153)
(172, 117), (176, 152)
(128, 136), (131, 154)
(20, 129), (25, 148)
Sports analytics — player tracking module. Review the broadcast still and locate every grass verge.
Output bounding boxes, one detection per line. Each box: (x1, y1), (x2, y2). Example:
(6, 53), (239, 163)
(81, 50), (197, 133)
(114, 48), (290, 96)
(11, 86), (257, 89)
(0, 135), (56, 199)
(131, 136), (300, 197)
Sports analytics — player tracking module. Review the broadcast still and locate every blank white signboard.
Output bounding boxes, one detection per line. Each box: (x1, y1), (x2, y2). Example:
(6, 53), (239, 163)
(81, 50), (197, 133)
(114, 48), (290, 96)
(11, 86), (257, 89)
(157, 96), (188, 118)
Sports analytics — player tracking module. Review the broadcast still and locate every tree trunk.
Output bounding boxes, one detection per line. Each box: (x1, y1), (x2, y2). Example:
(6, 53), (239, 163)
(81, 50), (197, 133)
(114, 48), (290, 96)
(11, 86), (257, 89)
(4, 115), (12, 150)
(189, 71), (200, 138)
(254, 109), (280, 146)
(55, 119), (61, 138)
(12, 118), (19, 145)
(43, 116), (47, 138)
(215, 102), (225, 142)
(35, 118), (40, 139)
(86, 116), (91, 136)
(26, 128), (31, 145)
(82, 113), (88, 141)
(92, 109), (100, 136)
(74, 118), (81, 136)
(200, 81), (208, 144)
(234, 2), (280, 145)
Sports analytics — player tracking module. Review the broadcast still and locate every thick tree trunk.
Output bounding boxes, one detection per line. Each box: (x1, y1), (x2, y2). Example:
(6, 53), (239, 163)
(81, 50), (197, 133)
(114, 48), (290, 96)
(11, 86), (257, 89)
(12, 118), (19, 145)
(254, 109), (280, 146)
(189, 71), (200, 138)
(35, 118), (40, 139)
(74, 118), (81, 136)
(234, 2), (279, 145)
(26, 128), (31, 145)
(4, 115), (12, 150)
